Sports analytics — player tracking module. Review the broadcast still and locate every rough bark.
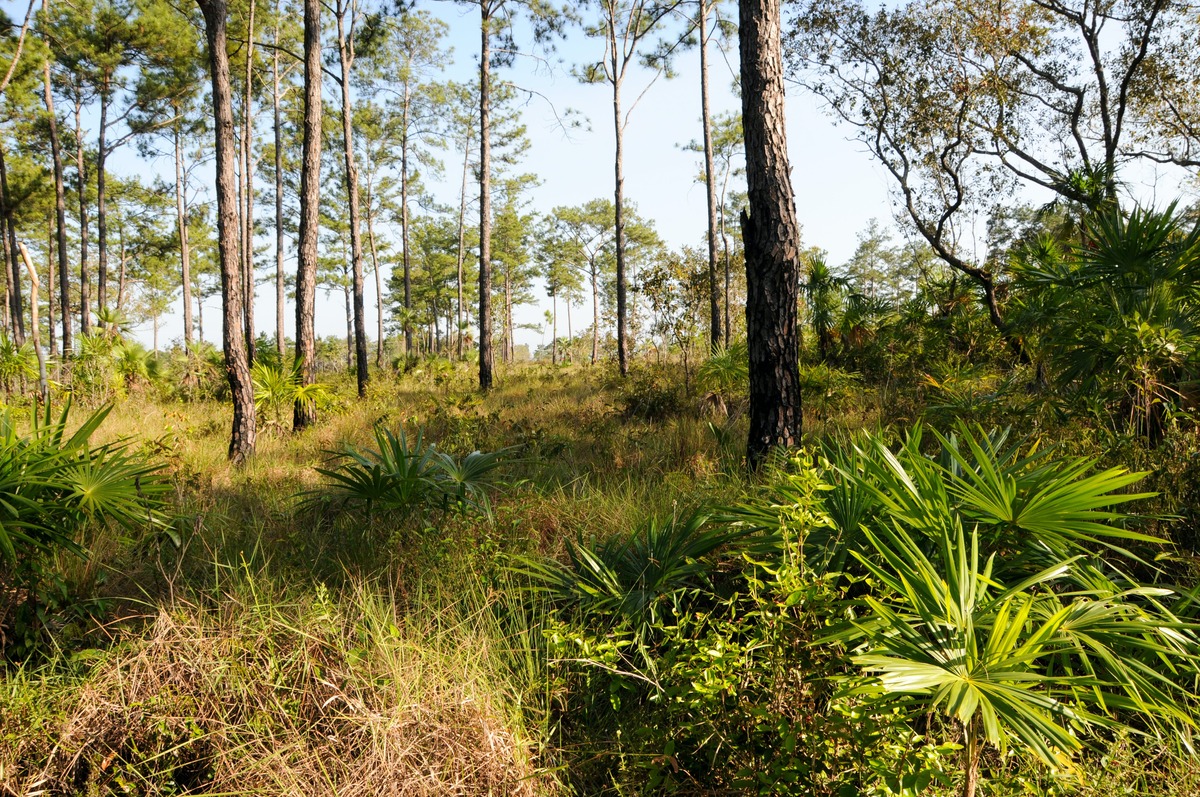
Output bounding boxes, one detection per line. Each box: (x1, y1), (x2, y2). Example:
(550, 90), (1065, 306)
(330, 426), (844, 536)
(242, 0), (257, 364)
(198, 0), (256, 464)
(41, 26), (71, 356)
(293, 0), (322, 430)
(699, 0), (721, 353)
(740, 0), (803, 466)
(478, 4), (494, 390)
(336, 0), (368, 396)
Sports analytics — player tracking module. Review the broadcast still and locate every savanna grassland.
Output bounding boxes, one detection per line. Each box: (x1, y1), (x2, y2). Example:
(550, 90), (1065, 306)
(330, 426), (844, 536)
(2, 347), (1200, 797)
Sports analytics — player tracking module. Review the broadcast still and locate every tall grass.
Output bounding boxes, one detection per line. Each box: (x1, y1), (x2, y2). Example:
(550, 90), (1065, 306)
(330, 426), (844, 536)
(0, 567), (553, 796)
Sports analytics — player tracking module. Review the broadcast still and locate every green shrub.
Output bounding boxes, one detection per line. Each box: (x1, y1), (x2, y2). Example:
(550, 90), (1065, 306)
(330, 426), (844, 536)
(0, 400), (166, 656)
(308, 425), (514, 520)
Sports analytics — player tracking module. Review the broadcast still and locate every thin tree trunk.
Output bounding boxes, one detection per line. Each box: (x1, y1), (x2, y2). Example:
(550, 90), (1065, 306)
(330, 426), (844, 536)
(273, 11), (286, 362)
(478, 3), (494, 390)
(401, 88), (413, 356)
(344, 274), (352, 371)
(0, 146), (24, 344)
(699, 0), (721, 353)
(197, 0), (256, 463)
(366, 195), (384, 367)
(611, 39), (629, 376)
(42, 22), (71, 356)
(175, 119), (195, 347)
(1, 210), (14, 342)
(337, 0), (368, 395)
(962, 719), (981, 797)
(293, 0), (322, 430)
(115, 232), (127, 314)
(504, 271), (512, 361)
(455, 131), (470, 360)
(591, 260), (599, 364)
(46, 216), (55, 357)
(97, 84), (109, 316)
(740, 0), (803, 466)
(17, 243), (46, 403)
(551, 290), (557, 364)
(75, 98), (91, 336)
(243, 0), (257, 364)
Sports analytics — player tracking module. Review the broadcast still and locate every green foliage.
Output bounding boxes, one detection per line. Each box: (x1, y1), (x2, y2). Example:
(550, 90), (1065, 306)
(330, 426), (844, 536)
(0, 400), (166, 655)
(310, 425), (513, 519)
(251, 361), (331, 429)
(696, 338), (748, 398)
(615, 364), (688, 420)
(829, 519), (1198, 795)
(0, 333), (37, 399)
(1013, 201), (1200, 442)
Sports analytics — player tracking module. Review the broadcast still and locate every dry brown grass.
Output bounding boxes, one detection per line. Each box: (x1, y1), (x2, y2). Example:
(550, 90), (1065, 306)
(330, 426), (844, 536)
(2, 576), (549, 796)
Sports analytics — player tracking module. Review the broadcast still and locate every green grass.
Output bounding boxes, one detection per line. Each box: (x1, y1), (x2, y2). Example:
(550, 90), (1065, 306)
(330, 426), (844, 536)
(3, 359), (1199, 796)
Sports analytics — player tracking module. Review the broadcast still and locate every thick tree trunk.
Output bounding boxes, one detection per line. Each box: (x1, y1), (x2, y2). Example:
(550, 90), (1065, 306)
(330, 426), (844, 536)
(700, 0), (721, 354)
(273, 14), (286, 362)
(75, 99), (91, 336)
(175, 119), (194, 347)
(0, 147), (24, 345)
(336, 0), (368, 395)
(611, 42), (629, 375)
(243, 0), (257, 364)
(478, 4), (494, 390)
(198, 0), (256, 464)
(42, 35), (71, 357)
(740, 0), (803, 466)
(293, 0), (322, 430)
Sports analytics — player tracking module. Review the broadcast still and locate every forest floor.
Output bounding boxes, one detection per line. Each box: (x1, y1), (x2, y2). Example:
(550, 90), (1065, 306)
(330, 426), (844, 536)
(2, 360), (1199, 795)
(0, 362), (750, 795)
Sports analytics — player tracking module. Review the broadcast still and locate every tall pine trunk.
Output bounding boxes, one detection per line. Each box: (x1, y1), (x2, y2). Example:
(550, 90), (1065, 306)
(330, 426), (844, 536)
(175, 118), (195, 347)
(75, 98), (90, 336)
(0, 146), (24, 344)
(740, 0), (803, 466)
(243, 0), (257, 364)
(699, 0), (721, 353)
(336, 0), (368, 396)
(455, 131), (470, 360)
(610, 36), (629, 375)
(96, 83), (110, 318)
(477, 4), (494, 390)
(197, 0), (256, 464)
(400, 87), (413, 357)
(273, 11), (286, 362)
(41, 21), (71, 356)
(293, 0), (322, 430)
